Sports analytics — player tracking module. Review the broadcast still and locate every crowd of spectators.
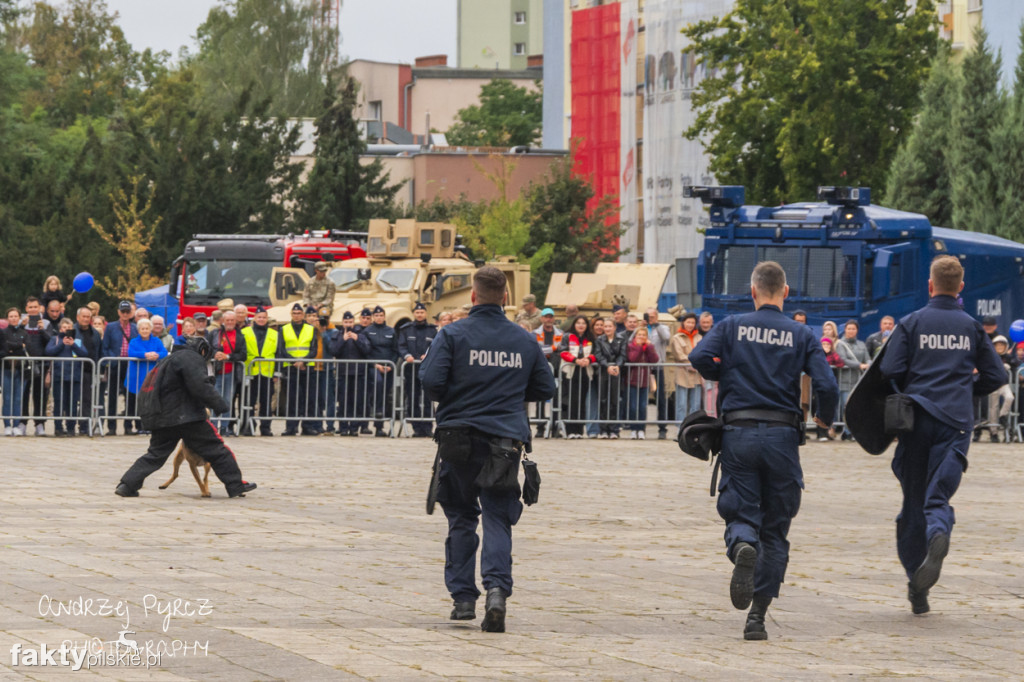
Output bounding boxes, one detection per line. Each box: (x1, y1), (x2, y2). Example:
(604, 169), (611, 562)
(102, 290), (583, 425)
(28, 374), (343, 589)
(3, 276), (1022, 441)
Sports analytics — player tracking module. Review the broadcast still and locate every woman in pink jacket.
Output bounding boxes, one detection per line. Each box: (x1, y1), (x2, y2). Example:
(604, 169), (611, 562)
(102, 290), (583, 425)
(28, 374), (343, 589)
(625, 326), (659, 439)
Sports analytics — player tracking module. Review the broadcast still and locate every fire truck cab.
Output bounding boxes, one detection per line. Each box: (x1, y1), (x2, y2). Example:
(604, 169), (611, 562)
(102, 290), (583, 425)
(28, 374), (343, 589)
(170, 231), (366, 323)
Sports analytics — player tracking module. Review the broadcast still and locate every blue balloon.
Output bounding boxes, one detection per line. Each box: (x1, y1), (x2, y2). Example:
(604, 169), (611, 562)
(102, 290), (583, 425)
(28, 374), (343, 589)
(72, 272), (94, 294)
(1009, 319), (1024, 344)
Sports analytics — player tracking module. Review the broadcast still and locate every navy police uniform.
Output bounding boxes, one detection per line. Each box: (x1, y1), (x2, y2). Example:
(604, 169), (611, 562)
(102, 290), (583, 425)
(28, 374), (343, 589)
(399, 304), (437, 437)
(419, 304), (555, 615)
(689, 304), (838, 611)
(879, 295), (1005, 605)
(328, 312), (371, 435)
(363, 306), (397, 435)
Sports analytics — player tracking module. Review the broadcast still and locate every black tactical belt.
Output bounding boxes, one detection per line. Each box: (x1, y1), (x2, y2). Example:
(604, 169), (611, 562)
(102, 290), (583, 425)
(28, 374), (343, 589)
(723, 409), (801, 429)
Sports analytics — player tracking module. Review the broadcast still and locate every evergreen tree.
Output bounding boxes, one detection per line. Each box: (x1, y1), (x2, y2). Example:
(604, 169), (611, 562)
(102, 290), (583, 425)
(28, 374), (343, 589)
(523, 152), (623, 303)
(295, 79), (401, 232)
(993, 22), (1024, 241)
(885, 43), (957, 225)
(950, 26), (1005, 234)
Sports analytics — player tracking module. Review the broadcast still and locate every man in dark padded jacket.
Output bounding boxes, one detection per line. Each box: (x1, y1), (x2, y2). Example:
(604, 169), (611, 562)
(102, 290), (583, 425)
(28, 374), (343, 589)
(114, 336), (257, 498)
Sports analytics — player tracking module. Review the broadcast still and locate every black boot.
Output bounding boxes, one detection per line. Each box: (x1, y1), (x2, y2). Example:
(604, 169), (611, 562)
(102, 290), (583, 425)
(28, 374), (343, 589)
(450, 601), (475, 620)
(743, 595), (772, 640)
(481, 587), (507, 633)
(908, 584), (929, 615)
(730, 542), (757, 610)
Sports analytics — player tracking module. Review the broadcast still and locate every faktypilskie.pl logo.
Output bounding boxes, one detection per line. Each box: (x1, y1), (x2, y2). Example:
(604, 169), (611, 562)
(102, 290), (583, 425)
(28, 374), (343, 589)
(9, 593), (213, 671)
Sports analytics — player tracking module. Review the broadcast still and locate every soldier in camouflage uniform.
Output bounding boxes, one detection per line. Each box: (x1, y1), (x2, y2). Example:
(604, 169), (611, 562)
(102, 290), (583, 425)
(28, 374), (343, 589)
(302, 262), (337, 313)
(514, 294), (543, 330)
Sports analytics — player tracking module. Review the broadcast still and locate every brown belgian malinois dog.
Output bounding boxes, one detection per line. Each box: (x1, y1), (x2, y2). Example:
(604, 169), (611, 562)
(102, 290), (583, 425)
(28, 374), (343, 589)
(158, 444), (212, 497)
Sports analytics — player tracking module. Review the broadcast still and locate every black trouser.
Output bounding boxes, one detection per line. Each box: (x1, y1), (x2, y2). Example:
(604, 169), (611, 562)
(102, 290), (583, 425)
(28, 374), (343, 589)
(283, 365), (310, 433)
(119, 420), (245, 495)
(249, 375), (274, 434)
(106, 362), (129, 433)
(403, 364), (433, 436)
(24, 367), (49, 427)
(560, 371), (590, 436)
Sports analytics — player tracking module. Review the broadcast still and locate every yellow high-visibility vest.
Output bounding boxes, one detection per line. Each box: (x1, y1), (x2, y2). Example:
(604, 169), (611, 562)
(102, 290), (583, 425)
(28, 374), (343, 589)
(280, 323), (315, 366)
(241, 326), (279, 377)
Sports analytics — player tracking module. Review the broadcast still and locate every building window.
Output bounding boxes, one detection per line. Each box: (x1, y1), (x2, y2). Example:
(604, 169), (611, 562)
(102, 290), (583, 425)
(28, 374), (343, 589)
(967, 0), (981, 10)
(368, 100), (382, 121)
(514, 11), (526, 24)
(514, 42), (526, 56)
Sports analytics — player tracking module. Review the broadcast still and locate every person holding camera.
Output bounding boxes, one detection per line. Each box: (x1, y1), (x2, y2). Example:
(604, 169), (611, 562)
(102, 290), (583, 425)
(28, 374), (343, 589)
(420, 266), (555, 633)
(44, 317), (92, 436)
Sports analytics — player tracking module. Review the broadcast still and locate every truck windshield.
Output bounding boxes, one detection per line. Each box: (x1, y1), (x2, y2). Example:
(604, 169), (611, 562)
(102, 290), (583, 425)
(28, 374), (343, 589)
(184, 259), (277, 304)
(376, 268), (417, 292)
(707, 245), (857, 299)
(328, 268), (363, 290)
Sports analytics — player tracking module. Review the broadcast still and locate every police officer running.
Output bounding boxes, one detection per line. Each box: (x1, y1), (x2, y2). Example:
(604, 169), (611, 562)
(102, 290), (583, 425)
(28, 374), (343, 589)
(689, 261), (838, 640)
(419, 266), (555, 632)
(879, 255), (1006, 614)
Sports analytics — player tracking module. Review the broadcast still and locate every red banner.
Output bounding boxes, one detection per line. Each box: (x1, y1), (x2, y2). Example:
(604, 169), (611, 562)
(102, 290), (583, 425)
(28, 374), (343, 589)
(571, 5), (621, 232)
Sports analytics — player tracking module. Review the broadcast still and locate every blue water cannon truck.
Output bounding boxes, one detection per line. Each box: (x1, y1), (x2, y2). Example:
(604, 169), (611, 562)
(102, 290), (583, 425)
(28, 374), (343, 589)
(689, 185), (1024, 336)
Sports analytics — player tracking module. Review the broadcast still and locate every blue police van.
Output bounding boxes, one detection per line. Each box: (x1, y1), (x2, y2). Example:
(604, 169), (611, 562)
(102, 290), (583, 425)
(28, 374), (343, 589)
(689, 185), (1024, 336)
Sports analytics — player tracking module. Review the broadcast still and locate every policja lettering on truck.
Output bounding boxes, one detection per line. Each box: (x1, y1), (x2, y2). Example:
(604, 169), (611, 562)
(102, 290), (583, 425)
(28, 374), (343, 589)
(918, 334), (971, 350)
(469, 349), (523, 368)
(737, 326), (794, 347)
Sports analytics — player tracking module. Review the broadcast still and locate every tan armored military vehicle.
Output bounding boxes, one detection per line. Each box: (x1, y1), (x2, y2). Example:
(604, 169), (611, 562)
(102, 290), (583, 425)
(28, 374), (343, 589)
(544, 262), (675, 323)
(266, 219), (531, 328)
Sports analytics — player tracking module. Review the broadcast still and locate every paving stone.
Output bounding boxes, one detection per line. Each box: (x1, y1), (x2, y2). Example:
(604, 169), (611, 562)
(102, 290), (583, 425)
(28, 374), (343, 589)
(0, 434), (1021, 679)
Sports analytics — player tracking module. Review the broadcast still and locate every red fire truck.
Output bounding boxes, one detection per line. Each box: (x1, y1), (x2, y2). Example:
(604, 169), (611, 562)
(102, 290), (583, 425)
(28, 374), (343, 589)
(169, 231), (366, 323)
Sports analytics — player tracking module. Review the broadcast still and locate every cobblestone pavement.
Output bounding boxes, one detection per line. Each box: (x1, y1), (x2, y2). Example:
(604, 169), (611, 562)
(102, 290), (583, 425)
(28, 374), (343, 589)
(0, 429), (1022, 680)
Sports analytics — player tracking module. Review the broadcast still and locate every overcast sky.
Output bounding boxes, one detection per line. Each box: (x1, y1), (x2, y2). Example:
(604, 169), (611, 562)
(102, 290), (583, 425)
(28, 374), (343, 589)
(105, 0), (459, 65)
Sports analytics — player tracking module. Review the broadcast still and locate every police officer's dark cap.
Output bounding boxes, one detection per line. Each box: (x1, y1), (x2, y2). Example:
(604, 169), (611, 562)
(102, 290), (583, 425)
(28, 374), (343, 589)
(118, 300), (132, 312)
(291, 303), (303, 312)
(413, 302), (427, 311)
(360, 307), (372, 317)
(193, 312), (207, 321)
(612, 304), (626, 312)
(342, 311), (354, 320)
(255, 306), (267, 314)
(983, 316), (998, 326)
(305, 306), (317, 315)
(372, 305), (385, 314)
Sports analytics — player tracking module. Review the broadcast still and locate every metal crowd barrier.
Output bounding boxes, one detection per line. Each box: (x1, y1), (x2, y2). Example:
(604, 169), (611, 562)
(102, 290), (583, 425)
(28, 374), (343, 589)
(552, 360), (688, 438)
(1, 356), (98, 436)
(239, 358), (399, 437)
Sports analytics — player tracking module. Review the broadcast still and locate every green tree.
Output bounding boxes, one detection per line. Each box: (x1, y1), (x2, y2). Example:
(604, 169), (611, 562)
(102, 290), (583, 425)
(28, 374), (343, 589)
(122, 69), (305, 267)
(445, 79), (542, 147)
(886, 42), (957, 226)
(188, 0), (338, 117)
(453, 157), (550, 277)
(88, 175), (164, 299)
(684, 0), (938, 205)
(15, 0), (165, 127)
(523, 152), (622, 303)
(949, 26), (1004, 234)
(295, 79), (401, 232)
(993, 23), (1024, 241)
